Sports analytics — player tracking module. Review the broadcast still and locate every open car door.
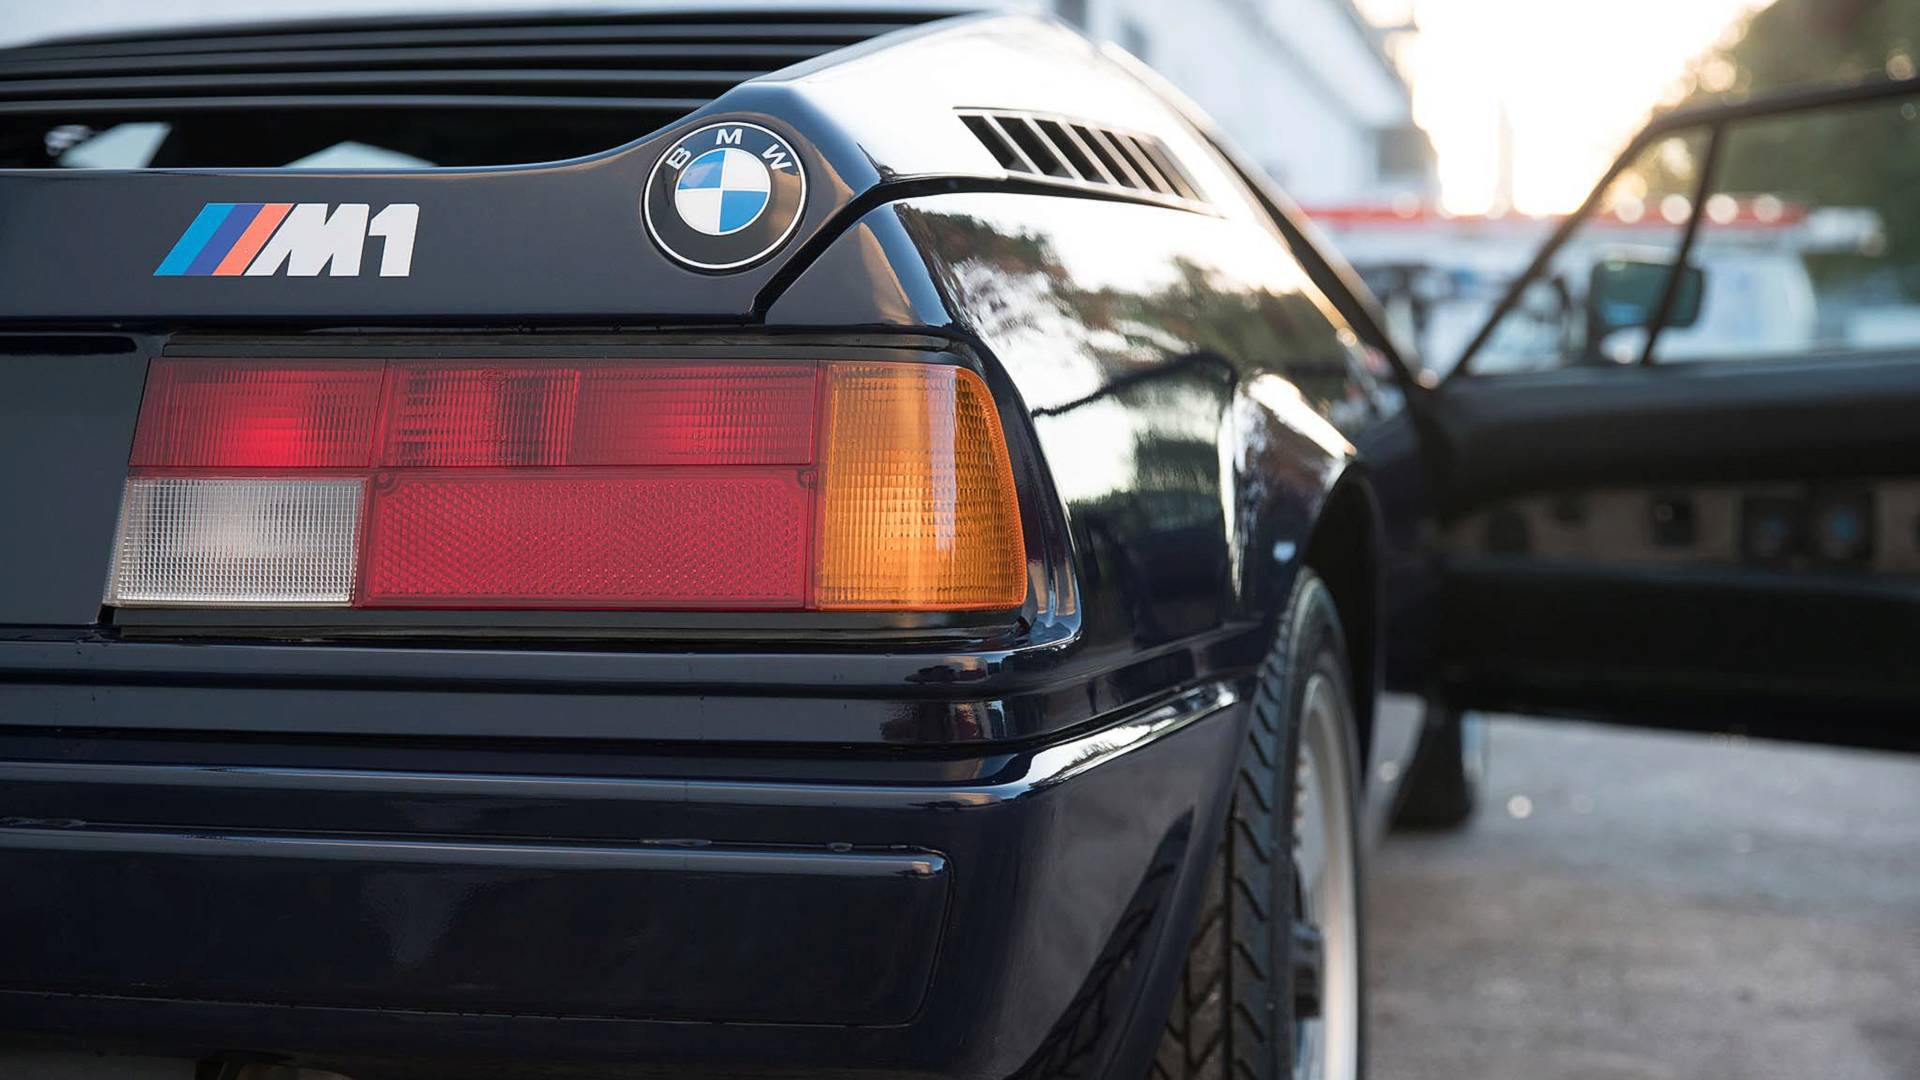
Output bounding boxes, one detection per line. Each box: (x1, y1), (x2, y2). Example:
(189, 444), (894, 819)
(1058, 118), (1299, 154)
(1402, 77), (1920, 752)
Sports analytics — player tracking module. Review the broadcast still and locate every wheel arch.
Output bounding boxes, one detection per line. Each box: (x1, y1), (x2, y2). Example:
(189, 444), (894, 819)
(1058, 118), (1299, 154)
(1300, 467), (1385, 775)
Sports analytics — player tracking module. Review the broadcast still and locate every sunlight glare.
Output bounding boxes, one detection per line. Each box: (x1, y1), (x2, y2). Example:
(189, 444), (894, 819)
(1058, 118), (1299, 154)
(1358, 0), (1773, 214)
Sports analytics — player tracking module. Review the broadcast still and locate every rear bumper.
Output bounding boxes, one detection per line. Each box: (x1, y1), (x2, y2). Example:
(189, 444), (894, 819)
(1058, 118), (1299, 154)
(0, 826), (948, 1027)
(0, 664), (1246, 1080)
(0, 631), (1242, 744)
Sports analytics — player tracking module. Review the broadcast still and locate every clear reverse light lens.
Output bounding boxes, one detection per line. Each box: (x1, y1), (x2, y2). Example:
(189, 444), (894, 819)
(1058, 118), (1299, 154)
(106, 477), (363, 606)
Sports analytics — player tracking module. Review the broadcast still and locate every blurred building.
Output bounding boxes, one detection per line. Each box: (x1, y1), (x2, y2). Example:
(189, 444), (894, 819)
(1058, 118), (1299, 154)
(900, 0), (1435, 206)
(1051, 0), (1434, 206)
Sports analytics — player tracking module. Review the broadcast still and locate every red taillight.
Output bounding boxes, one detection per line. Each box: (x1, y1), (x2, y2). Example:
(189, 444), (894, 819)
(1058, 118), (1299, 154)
(361, 470), (811, 608)
(107, 358), (1027, 613)
(129, 360), (383, 469)
(380, 363), (818, 467)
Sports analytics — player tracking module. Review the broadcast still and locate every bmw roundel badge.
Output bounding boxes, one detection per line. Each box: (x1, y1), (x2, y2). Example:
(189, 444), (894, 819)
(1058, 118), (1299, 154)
(643, 121), (808, 272)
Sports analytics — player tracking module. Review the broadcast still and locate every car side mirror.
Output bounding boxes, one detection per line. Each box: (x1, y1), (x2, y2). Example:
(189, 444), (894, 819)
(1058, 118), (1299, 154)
(1586, 258), (1706, 356)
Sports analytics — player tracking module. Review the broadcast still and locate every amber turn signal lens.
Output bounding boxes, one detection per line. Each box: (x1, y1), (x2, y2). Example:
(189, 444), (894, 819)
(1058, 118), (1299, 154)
(814, 363), (1027, 611)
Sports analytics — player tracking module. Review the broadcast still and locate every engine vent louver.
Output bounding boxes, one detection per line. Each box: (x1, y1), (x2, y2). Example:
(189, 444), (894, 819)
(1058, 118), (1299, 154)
(959, 109), (1204, 205)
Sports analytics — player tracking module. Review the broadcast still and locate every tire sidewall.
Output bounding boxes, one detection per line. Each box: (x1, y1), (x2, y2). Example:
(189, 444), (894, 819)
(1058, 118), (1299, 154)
(1272, 571), (1365, 1080)
(1149, 569), (1366, 1080)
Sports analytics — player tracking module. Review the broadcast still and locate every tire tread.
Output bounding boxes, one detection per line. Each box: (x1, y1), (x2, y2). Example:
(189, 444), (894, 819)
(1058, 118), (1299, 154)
(1153, 570), (1351, 1079)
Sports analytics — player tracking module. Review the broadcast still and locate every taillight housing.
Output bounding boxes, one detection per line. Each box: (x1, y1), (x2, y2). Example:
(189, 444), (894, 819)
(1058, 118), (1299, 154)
(106, 358), (1028, 614)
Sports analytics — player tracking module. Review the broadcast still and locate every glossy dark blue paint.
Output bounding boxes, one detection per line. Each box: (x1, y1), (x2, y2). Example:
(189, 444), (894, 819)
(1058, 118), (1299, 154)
(0, 684), (1248, 1079)
(0, 10), (1422, 1078)
(0, 18), (1235, 327)
(0, 827), (950, 1025)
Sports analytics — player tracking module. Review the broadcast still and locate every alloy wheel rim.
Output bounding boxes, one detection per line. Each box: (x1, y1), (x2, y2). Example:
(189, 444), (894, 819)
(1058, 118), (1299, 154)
(1292, 671), (1361, 1080)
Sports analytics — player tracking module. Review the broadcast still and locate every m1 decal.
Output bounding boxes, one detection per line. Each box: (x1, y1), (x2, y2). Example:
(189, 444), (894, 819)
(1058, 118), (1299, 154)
(154, 202), (419, 277)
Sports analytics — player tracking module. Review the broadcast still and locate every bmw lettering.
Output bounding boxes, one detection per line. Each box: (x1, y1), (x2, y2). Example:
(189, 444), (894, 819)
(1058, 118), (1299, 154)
(643, 120), (806, 271)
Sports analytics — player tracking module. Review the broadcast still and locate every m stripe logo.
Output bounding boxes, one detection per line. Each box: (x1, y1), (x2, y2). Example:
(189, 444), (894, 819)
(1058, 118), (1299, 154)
(154, 202), (419, 278)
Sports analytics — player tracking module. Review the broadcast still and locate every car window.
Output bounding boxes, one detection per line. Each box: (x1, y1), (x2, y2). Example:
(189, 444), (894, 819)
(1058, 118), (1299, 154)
(4, 112), (664, 170)
(52, 122), (169, 168)
(1654, 98), (1920, 364)
(1467, 130), (1708, 373)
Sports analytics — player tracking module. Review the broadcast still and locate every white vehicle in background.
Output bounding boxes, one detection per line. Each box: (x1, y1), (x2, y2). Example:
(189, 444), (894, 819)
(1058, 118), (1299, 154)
(1310, 198), (1888, 376)
(1655, 247), (1818, 362)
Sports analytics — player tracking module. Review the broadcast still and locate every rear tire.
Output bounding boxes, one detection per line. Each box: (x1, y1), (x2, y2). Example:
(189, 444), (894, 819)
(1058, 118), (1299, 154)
(1151, 570), (1363, 1080)
(1390, 704), (1484, 831)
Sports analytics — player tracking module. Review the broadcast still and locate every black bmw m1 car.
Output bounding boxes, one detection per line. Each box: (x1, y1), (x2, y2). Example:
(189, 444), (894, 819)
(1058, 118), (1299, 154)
(2, 7), (1917, 1080)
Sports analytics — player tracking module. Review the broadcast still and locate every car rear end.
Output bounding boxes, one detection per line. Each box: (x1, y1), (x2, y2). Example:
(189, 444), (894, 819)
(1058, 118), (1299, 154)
(0, 10), (1257, 1080)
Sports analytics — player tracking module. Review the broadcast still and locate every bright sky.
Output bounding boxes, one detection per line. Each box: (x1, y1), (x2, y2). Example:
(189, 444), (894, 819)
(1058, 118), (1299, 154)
(1358, 0), (1773, 214)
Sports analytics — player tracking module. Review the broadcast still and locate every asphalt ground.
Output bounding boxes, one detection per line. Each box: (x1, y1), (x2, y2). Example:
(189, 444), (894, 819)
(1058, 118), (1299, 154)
(1364, 710), (1920, 1080)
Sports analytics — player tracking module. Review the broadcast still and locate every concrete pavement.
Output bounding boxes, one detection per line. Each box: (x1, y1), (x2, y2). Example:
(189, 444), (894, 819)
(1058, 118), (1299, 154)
(1366, 714), (1920, 1080)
